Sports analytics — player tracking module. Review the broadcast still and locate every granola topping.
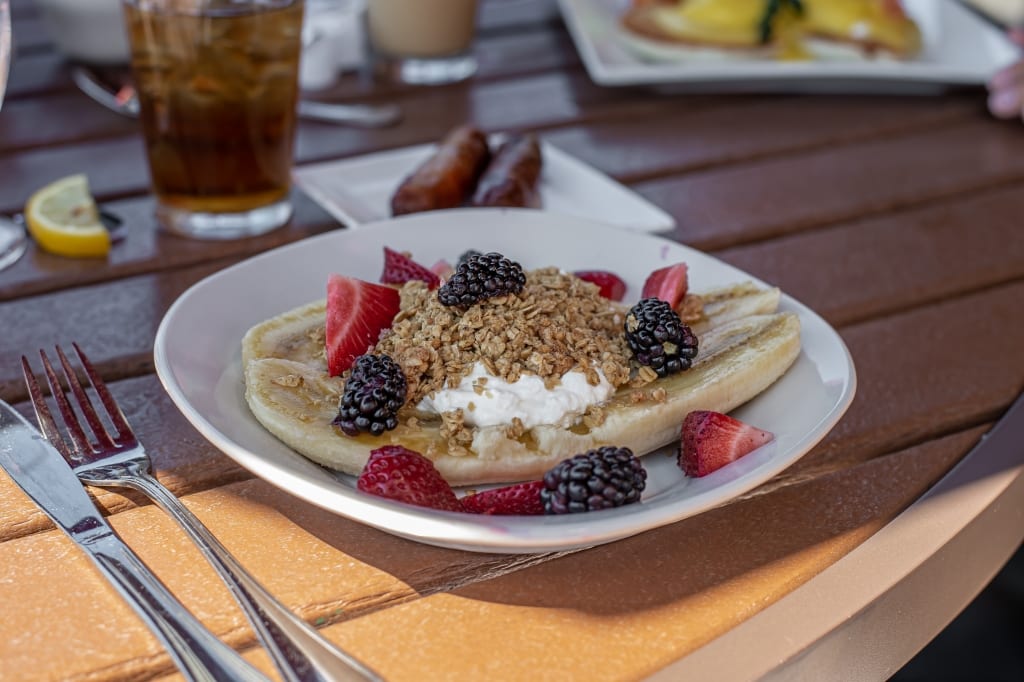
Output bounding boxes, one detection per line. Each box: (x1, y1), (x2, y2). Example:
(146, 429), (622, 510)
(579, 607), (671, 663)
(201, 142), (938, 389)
(376, 268), (632, 405)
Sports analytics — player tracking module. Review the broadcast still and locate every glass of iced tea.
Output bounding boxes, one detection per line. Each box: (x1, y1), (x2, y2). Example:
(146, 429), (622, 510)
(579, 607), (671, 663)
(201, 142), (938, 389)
(123, 0), (305, 239)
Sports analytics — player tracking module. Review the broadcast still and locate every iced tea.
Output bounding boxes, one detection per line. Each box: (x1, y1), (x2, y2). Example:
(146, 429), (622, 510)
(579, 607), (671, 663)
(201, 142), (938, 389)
(124, 0), (304, 235)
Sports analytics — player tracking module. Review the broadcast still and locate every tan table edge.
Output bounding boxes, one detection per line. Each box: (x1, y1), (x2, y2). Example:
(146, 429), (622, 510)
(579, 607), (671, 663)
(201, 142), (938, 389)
(650, 394), (1024, 682)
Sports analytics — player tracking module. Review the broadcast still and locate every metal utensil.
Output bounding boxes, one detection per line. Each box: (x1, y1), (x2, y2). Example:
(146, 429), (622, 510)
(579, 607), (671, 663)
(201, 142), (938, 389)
(21, 344), (382, 682)
(0, 215), (26, 272)
(0, 1), (25, 274)
(0, 400), (269, 682)
(71, 66), (402, 128)
(0, 0), (10, 104)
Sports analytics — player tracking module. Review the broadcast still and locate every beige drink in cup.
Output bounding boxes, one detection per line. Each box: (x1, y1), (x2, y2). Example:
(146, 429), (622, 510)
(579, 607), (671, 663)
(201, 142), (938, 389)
(123, 0), (304, 239)
(366, 0), (478, 84)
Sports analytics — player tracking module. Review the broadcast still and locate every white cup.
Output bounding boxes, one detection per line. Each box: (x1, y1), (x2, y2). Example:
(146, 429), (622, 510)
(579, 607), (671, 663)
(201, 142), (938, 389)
(365, 0), (479, 85)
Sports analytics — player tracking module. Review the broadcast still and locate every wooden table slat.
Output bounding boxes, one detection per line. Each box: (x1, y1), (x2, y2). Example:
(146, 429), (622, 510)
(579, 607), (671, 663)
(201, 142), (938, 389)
(0, 191), (336, 303)
(643, 118), (1024, 250)
(716, 181), (1024, 327)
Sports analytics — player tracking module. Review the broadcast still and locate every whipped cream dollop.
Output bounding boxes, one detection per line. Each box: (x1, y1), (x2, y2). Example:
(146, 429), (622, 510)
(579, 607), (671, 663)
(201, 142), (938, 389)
(418, 362), (615, 429)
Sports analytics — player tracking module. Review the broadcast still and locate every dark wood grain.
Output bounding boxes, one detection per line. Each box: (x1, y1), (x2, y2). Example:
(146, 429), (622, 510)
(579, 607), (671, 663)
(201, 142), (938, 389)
(789, 279), (1024, 481)
(2, 51), (70, 100)
(641, 118), (1024, 250)
(543, 94), (983, 182)
(0, 192), (336, 303)
(716, 182), (1024, 327)
(0, 90), (139, 152)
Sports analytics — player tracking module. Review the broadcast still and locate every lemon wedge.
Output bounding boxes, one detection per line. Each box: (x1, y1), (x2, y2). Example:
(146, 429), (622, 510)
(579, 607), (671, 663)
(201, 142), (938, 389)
(25, 174), (111, 258)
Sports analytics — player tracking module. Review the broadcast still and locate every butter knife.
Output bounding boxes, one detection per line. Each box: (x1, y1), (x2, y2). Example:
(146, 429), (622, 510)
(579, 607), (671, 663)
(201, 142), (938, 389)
(0, 401), (269, 682)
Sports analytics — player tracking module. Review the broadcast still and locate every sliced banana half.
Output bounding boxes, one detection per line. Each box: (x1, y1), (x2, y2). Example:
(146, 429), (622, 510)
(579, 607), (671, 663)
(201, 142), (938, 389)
(242, 283), (800, 486)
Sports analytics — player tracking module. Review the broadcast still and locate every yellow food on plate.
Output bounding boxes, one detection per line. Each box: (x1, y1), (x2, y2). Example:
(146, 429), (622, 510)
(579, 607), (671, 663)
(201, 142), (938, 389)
(800, 0), (922, 59)
(620, 0), (922, 61)
(241, 256), (801, 487)
(25, 174), (111, 258)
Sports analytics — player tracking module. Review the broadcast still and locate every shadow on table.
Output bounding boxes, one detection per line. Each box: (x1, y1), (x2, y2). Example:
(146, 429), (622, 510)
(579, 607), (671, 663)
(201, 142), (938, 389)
(284, 429), (979, 620)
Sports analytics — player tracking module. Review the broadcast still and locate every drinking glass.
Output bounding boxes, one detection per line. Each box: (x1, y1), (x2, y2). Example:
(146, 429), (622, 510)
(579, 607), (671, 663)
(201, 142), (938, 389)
(123, 0), (305, 240)
(366, 0), (478, 85)
(0, 0), (27, 272)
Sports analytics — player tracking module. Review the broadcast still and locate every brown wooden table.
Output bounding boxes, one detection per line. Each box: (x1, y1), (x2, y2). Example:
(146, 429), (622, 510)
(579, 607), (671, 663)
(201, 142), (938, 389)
(2, 1), (1024, 680)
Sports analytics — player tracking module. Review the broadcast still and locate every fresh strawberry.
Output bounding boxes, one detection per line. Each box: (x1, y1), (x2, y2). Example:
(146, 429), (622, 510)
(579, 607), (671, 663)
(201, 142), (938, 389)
(380, 247), (440, 289)
(429, 258), (455, 282)
(461, 480), (544, 515)
(356, 446), (462, 511)
(325, 274), (400, 376)
(641, 262), (688, 309)
(678, 410), (773, 477)
(574, 270), (627, 302)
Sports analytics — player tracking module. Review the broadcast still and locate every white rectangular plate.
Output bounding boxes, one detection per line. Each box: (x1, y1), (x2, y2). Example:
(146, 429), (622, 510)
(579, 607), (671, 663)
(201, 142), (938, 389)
(292, 138), (676, 232)
(154, 210), (856, 554)
(557, 0), (1019, 90)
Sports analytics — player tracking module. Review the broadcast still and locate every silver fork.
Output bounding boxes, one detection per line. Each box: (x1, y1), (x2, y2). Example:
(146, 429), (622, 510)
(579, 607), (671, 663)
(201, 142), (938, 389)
(22, 344), (381, 682)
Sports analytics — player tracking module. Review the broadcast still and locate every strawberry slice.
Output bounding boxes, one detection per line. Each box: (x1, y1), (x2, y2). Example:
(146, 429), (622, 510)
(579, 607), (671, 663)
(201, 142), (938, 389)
(357, 446), (462, 511)
(678, 410), (774, 477)
(574, 270), (627, 302)
(429, 258), (455, 282)
(461, 480), (544, 515)
(380, 247), (441, 289)
(325, 274), (400, 376)
(641, 262), (688, 309)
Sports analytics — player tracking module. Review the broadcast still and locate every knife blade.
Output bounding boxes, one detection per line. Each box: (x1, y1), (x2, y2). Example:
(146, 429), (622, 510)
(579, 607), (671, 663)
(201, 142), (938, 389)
(0, 401), (115, 533)
(0, 400), (269, 682)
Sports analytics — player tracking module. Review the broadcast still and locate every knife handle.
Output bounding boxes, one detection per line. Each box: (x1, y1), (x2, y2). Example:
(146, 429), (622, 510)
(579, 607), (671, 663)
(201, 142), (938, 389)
(84, 529), (269, 682)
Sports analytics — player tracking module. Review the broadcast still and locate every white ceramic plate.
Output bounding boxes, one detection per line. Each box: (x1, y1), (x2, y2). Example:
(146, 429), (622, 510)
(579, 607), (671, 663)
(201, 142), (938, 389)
(292, 138), (675, 232)
(557, 0), (1018, 90)
(154, 210), (855, 553)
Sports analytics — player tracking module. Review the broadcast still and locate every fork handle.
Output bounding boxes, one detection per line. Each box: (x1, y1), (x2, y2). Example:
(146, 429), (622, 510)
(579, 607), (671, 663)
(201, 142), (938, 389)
(85, 532), (269, 682)
(129, 473), (381, 682)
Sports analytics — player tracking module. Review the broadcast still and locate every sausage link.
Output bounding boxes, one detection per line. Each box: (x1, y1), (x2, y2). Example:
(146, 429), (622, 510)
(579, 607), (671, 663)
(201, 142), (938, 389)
(390, 126), (491, 216)
(471, 134), (543, 208)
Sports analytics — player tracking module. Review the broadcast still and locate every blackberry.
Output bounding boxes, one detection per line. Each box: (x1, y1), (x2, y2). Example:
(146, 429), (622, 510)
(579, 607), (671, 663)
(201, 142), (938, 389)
(624, 298), (698, 377)
(333, 354), (407, 437)
(456, 249), (483, 268)
(541, 446), (647, 514)
(438, 251), (526, 306)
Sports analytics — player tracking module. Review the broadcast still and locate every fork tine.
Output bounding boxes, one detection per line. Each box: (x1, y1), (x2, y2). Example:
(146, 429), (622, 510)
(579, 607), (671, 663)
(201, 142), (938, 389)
(56, 345), (116, 449)
(38, 349), (93, 457)
(72, 342), (134, 443)
(20, 356), (75, 459)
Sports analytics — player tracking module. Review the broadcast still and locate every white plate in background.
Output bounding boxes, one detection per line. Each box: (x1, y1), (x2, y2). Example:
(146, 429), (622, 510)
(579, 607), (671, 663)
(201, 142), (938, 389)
(557, 0), (1018, 89)
(293, 138), (676, 232)
(154, 210), (855, 553)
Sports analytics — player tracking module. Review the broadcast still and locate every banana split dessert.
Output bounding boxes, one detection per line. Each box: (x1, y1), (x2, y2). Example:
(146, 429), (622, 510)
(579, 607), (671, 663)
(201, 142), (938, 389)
(242, 247), (801, 514)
